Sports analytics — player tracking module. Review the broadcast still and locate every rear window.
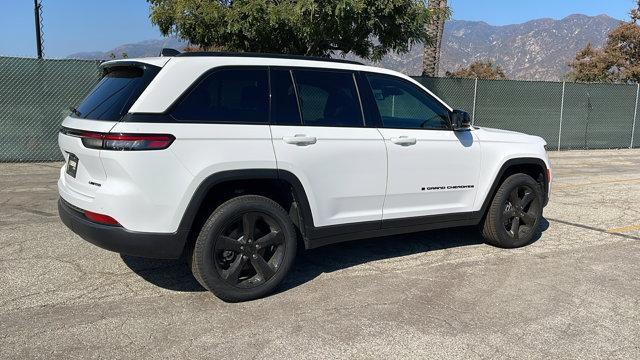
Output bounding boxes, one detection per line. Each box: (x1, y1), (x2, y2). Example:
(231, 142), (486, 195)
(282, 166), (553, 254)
(73, 65), (159, 121)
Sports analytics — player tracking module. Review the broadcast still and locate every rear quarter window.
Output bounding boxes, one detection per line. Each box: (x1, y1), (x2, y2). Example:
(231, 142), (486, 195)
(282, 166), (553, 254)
(171, 68), (269, 123)
(74, 65), (159, 121)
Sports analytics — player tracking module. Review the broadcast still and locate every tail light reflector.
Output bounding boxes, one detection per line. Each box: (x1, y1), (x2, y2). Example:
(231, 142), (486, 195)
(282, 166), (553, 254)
(84, 210), (120, 226)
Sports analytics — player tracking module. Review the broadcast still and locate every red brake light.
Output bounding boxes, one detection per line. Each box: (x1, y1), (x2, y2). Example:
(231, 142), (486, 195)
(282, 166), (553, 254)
(61, 127), (174, 150)
(84, 210), (120, 226)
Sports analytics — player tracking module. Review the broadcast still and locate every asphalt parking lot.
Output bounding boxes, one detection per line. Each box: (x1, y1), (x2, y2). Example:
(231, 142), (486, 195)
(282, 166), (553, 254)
(1, 149), (639, 359)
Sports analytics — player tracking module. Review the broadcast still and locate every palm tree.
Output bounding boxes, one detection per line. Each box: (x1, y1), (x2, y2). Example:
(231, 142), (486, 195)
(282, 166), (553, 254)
(632, 0), (640, 22)
(422, 0), (448, 77)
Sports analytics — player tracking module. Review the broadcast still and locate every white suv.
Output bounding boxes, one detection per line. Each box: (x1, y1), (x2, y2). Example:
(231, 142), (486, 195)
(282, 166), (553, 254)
(58, 52), (551, 302)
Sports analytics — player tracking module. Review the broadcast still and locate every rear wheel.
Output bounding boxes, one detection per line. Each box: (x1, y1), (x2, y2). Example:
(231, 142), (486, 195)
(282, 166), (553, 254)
(482, 173), (543, 248)
(191, 195), (297, 302)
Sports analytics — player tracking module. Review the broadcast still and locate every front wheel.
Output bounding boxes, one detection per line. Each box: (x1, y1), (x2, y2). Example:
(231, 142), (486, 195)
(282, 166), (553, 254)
(482, 173), (544, 248)
(191, 195), (297, 302)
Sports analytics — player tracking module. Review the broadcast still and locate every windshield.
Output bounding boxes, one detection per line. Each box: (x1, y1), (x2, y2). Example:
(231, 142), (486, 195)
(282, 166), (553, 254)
(73, 65), (159, 121)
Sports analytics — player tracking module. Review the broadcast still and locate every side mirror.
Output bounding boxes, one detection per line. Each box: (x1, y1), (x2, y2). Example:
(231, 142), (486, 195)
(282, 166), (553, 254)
(451, 110), (471, 131)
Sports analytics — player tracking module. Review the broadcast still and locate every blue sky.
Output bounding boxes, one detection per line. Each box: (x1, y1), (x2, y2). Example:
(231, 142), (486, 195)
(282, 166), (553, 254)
(0, 0), (636, 58)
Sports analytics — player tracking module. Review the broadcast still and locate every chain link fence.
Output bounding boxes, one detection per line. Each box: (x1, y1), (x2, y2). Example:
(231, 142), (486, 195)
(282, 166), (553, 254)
(0, 56), (639, 162)
(416, 77), (640, 150)
(0, 57), (102, 162)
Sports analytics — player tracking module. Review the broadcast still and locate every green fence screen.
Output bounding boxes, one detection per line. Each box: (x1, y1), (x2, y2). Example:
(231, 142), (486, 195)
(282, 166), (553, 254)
(0, 57), (102, 162)
(415, 76), (639, 151)
(0, 56), (638, 162)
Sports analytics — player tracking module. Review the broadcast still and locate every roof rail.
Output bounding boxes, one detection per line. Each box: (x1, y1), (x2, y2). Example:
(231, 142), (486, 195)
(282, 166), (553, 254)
(160, 48), (181, 57)
(176, 51), (363, 65)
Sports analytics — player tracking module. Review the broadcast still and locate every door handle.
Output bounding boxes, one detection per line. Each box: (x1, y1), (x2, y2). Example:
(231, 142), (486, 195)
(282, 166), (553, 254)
(390, 136), (417, 146)
(283, 134), (317, 146)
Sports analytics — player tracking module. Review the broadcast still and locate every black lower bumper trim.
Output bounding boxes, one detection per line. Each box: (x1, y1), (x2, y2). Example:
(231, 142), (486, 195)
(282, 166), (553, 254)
(58, 198), (188, 259)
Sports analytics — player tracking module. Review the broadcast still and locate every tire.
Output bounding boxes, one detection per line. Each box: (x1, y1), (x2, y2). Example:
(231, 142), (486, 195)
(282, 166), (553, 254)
(481, 173), (544, 248)
(191, 195), (297, 302)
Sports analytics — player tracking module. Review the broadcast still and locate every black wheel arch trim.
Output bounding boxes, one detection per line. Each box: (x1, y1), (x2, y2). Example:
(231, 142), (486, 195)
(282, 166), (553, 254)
(177, 169), (281, 233)
(176, 168), (322, 248)
(479, 157), (549, 214)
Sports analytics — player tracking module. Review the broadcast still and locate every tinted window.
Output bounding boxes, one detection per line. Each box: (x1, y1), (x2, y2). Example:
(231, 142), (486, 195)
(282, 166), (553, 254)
(173, 68), (268, 123)
(366, 74), (450, 129)
(75, 66), (158, 121)
(270, 69), (301, 125)
(292, 70), (363, 127)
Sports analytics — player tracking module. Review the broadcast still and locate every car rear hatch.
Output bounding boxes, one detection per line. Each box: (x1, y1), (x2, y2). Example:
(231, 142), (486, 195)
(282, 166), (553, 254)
(58, 61), (162, 199)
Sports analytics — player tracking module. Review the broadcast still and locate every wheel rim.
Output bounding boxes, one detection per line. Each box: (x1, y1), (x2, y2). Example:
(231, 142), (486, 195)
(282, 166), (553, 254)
(502, 185), (540, 240)
(213, 211), (286, 289)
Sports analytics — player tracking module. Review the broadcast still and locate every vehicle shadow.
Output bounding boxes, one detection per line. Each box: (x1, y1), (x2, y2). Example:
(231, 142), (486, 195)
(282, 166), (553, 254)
(120, 254), (206, 292)
(279, 218), (548, 293)
(121, 219), (549, 294)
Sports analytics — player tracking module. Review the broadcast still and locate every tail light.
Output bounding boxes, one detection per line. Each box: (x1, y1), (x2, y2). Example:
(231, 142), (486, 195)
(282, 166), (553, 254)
(61, 127), (174, 150)
(84, 210), (120, 226)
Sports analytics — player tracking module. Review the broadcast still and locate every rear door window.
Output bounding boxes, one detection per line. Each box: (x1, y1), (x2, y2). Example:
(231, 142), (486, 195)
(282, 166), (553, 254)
(291, 69), (364, 127)
(172, 68), (269, 123)
(75, 65), (159, 121)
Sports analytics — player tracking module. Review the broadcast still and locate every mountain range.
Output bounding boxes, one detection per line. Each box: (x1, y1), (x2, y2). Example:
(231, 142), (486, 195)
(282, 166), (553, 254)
(67, 38), (187, 61)
(67, 14), (622, 81)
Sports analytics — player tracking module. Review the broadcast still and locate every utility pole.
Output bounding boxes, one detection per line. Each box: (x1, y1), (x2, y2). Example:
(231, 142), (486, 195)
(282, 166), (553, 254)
(34, 0), (43, 59)
(422, 0), (447, 77)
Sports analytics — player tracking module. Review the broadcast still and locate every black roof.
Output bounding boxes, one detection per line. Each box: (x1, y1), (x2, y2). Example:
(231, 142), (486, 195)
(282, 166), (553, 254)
(175, 51), (364, 65)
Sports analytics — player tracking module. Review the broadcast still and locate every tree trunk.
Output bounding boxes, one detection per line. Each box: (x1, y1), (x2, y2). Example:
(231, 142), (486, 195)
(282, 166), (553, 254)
(422, 0), (447, 77)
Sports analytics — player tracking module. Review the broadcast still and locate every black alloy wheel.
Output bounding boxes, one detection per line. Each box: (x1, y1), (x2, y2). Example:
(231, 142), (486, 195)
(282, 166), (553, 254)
(502, 185), (540, 240)
(482, 173), (544, 248)
(191, 195), (297, 302)
(214, 211), (286, 288)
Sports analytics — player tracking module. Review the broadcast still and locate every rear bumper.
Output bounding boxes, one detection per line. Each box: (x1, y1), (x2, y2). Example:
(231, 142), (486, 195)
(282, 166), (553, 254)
(58, 198), (187, 259)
